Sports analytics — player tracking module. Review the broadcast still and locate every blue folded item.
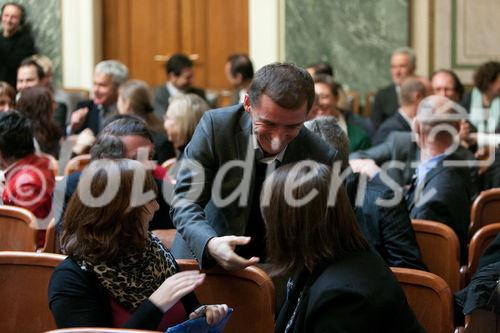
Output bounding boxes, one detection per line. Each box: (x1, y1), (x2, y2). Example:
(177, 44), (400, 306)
(166, 308), (233, 333)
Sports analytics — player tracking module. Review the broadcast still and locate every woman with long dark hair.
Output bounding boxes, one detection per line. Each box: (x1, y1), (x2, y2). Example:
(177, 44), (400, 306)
(16, 85), (62, 157)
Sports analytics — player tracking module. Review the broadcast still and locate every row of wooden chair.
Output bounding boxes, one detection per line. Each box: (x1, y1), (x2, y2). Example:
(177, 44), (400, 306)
(2, 250), (486, 333)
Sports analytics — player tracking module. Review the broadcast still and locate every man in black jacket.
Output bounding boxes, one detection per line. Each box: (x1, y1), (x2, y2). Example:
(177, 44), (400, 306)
(0, 2), (36, 87)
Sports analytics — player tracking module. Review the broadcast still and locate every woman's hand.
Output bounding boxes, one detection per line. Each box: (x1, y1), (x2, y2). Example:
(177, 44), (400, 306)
(148, 270), (205, 313)
(189, 304), (229, 325)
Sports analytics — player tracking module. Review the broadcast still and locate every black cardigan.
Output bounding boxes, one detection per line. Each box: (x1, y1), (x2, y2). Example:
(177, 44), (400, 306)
(48, 257), (198, 330)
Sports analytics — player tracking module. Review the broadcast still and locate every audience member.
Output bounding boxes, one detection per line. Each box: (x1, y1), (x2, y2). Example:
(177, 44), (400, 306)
(373, 76), (428, 145)
(405, 95), (473, 263)
(57, 116), (175, 232)
(0, 2), (36, 87)
(261, 162), (424, 333)
(163, 94), (209, 159)
(225, 54), (254, 105)
(431, 69), (465, 103)
(304, 116), (349, 170)
(305, 116), (426, 270)
(49, 158), (228, 330)
(313, 74), (371, 152)
(69, 60), (128, 135)
(171, 63), (337, 270)
(16, 85), (62, 157)
(372, 47), (416, 128)
(0, 81), (15, 111)
(0, 111), (54, 219)
(29, 54), (72, 128)
(16, 58), (67, 133)
(117, 79), (175, 163)
(153, 53), (206, 119)
(306, 62), (334, 77)
(461, 61), (500, 134)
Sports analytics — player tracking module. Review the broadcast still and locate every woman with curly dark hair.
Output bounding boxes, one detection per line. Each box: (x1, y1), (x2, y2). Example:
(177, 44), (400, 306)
(462, 61), (500, 133)
(49, 159), (228, 330)
(16, 85), (62, 157)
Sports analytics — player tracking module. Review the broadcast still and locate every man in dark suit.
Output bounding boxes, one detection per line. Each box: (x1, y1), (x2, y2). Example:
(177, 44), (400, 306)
(224, 54), (254, 105)
(371, 47), (416, 128)
(170, 63), (337, 270)
(153, 53), (206, 119)
(373, 76), (429, 145)
(405, 95), (473, 263)
(68, 60), (128, 135)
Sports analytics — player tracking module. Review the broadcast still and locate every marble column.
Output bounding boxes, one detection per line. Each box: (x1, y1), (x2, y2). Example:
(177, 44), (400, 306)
(285, 0), (408, 98)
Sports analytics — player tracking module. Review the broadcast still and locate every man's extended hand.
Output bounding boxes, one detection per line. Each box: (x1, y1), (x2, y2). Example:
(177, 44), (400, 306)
(70, 107), (89, 133)
(206, 236), (260, 270)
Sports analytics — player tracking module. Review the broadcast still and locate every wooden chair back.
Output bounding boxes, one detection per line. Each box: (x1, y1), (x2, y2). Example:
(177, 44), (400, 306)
(462, 223), (500, 284)
(0, 205), (38, 251)
(345, 90), (361, 115)
(391, 267), (454, 333)
(412, 219), (461, 292)
(63, 154), (91, 176)
(40, 219), (58, 253)
(470, 188), (500, 238)
(0, 251), (66, 333)
(177, 259), (275, 333)
(363, 91), (376, 117)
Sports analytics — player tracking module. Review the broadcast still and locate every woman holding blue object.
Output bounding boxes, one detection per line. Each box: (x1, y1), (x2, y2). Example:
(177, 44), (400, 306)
(261, 162), (424, 333)
(49, 159), (228, 331)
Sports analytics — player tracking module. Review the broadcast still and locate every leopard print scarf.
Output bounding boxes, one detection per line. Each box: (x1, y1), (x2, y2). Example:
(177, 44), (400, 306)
(78, 233), (177, 310)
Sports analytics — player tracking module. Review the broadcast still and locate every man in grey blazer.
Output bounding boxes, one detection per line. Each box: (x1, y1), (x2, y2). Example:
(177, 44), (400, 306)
(170, 63), (337, 270)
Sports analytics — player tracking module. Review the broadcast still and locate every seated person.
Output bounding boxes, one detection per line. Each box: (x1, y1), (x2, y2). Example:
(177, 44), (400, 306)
(261, 162), (424, 332)
(373, 76), (428, 145)
(405, 95), (474, 263)
(312, 74), (371, 152)
(371, 47), (416, 128)
(455, 234), (500, 322)
(461, 61), (500, 134)
(305, 116), (426, 270)
(49, 159), (228, 330)
(69, 60), (128, 135)
(16, 57), (68, 134)
(0, 110), (55, 217)
(224, 54), (254, 105)
(0, 111), (55, 246)
(0, 81), (15, 111)
(17, 85), (63, 158)
(56, 116), (174, 232)
(153, 53), (206, 119)
(117, 79), (175, 163)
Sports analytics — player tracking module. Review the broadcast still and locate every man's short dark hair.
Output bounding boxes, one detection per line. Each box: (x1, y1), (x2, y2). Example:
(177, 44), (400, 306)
(227, 54), (254, 81)
(248, 63), (315, 112)
(431, 69), (465, 100)
(313, 74), (340, 98)
(89, 134), (126, 161)
(0, 111), (34, 160)
(307, 62), (334, 77)
(101, 115), (154, 143)
(18, 58), (45, 80)
(165, 53), (193, 76)
(474, 61), (500, 93)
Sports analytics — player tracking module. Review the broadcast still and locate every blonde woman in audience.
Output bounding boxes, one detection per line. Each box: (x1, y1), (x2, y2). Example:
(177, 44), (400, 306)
(0, 81), (16, 111)
(49, 159), (228, 330)
(16, 85), (62, 157)
(163, 93), (209, 158)
(117, 80), (174, 163)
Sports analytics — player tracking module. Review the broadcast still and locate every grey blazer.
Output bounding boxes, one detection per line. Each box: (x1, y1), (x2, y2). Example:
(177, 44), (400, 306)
(170, 104), (337, 267)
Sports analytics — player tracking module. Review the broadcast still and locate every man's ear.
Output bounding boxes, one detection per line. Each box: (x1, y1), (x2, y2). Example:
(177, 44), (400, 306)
(243, 94), (251, 113)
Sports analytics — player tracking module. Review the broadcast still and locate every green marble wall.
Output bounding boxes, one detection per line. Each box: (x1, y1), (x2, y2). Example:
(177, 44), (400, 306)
(0, 0), (62, 85)
(285, 0), (408, 99)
